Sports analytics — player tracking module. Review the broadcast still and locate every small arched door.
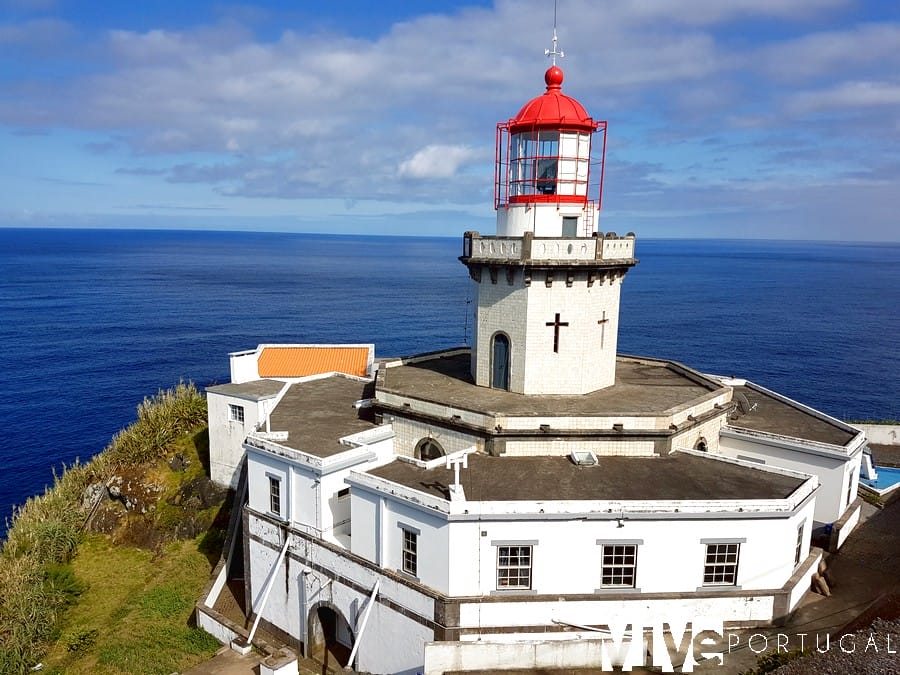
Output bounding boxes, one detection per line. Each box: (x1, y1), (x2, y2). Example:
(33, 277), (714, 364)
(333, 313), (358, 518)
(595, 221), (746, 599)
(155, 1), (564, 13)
(491, 333), (511, 390)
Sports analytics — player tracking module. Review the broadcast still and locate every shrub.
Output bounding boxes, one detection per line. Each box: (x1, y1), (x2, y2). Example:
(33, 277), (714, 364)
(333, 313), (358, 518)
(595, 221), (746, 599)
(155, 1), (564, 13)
(0, 382), (208, 673)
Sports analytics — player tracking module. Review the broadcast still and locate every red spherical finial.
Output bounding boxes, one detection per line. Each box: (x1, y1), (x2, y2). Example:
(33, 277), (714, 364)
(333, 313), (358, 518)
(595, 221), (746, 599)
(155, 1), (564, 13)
(545, 65), (564, 91)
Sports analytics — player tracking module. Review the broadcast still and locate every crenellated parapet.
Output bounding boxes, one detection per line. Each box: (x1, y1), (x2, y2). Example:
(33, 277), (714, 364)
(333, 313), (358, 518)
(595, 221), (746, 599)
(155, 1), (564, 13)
(461, 231), (636, 267)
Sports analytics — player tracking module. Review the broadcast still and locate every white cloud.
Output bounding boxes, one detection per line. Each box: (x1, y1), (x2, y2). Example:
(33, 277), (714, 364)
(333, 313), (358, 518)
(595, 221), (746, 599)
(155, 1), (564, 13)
(398, 144), (479, 179)
(758, 23), (900, 81)
(0, 0), (898, 240)
(788, 80), (900, 113)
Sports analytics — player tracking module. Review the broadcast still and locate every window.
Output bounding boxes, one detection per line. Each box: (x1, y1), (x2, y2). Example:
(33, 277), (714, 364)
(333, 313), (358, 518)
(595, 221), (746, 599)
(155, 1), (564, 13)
(229, 404), (245, 424)
(269, 476), (281, 516)
(703, 543), (740, 585)
(497, 545), (532, 590)
(795, 523), (805, 566)
(402, 528), (417, 576)
(601, 544), (638, 588)
(415, 438), (445, 461)
(337, 487), (350, 499)
(846, 469), (855, 508)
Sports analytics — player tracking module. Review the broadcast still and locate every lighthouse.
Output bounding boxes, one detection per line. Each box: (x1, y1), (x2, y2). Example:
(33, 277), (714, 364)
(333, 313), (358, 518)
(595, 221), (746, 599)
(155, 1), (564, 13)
(461, 55), (637, 395)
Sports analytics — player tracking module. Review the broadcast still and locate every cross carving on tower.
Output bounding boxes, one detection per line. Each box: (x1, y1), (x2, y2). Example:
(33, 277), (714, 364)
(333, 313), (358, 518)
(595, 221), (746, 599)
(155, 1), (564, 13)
(546, 312), (569, 353)
(597, 311), (609, 349)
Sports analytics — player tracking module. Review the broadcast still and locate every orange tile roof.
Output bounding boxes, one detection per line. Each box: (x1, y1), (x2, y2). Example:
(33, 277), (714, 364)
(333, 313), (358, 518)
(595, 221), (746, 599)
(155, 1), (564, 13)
(258, 346), (370, 378)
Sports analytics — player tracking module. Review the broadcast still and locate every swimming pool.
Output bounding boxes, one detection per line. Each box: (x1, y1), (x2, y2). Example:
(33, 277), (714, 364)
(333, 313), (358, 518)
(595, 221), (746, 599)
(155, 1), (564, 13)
(860, 466), (900, 492)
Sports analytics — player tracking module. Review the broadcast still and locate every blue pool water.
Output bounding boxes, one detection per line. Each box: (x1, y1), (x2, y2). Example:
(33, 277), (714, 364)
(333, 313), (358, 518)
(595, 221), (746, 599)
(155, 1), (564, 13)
(861, 466), (900, 491)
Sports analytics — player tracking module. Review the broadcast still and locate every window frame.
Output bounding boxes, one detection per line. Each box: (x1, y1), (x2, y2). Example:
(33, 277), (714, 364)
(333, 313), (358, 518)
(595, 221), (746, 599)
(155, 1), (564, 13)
(495, 544), (533, 591)
(268, 476), (281, 517)
(794, 522), (805, 567)
(600, 543), (638, 589)
(229, 403), (245, 424)
(401, 527), (418, 577)
(702, 542), (741, 587)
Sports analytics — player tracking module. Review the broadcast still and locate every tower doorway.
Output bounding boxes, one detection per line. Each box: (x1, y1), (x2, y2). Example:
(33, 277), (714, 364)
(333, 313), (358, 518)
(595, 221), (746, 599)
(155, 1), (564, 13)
(491, 333), (511, 390)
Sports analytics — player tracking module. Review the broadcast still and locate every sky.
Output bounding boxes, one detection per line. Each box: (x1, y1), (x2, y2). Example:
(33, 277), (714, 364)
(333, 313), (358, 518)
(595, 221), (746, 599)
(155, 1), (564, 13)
(1, 0), (898, 241)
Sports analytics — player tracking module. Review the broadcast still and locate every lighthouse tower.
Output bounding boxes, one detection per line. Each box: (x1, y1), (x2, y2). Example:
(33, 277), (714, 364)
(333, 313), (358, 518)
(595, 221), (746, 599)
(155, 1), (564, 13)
(461, 49), (637, 395)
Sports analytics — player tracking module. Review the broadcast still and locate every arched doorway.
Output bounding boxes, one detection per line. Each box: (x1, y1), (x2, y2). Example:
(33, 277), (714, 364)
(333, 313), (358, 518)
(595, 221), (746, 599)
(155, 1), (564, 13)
(491, 333), (511, 390)
(307, 603), (353, 670)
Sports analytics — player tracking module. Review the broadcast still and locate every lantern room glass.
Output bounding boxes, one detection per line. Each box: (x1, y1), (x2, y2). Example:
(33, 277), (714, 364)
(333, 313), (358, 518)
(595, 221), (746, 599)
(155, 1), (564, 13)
(509, 130), (590, 199)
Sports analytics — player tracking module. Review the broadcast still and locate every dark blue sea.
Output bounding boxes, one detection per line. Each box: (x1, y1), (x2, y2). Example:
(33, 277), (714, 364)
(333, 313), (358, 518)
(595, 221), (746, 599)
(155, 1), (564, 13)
(1, 228), (898, 531)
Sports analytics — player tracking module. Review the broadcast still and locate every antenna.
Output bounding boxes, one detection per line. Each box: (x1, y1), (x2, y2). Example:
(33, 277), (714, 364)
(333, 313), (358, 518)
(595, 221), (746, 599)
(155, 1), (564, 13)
(445, 450), (469, 501)
(544, 0), (564, 65)
(730, 392), (758, 420)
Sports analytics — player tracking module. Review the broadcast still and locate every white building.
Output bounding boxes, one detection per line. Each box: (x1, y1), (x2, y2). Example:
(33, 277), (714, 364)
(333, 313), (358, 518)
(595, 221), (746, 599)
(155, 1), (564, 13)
(198, 57), (866, 675)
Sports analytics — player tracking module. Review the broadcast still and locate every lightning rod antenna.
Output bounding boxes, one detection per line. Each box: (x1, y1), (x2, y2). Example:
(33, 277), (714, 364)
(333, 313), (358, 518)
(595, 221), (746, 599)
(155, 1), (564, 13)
(544, 0), (564, 65)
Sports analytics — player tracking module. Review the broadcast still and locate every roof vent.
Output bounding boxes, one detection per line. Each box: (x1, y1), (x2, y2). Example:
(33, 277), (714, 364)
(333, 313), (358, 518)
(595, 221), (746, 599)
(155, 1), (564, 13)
(570, 450), (598, 466)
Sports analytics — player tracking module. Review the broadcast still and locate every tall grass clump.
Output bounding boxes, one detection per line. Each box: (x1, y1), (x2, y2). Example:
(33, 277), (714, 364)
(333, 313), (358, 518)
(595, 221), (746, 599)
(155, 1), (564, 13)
(103, 381), (207, 468)
(0, 382), (207, 674)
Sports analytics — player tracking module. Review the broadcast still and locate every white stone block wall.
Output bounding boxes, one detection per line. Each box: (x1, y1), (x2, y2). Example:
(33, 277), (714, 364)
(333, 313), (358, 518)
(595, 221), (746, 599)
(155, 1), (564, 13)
(672, 415), (726, 454)
(502, 438), (655, 457)
(473, 269), (626, 395)
(390, 416), (482, 458)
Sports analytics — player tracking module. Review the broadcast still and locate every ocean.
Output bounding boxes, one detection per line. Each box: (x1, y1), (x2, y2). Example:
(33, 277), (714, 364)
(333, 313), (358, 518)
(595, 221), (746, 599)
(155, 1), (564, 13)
(1, 228), (898, 530)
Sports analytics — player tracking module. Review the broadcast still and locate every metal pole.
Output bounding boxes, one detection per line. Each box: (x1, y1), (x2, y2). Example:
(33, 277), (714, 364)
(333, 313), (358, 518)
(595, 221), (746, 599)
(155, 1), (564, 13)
(347, 579), (381, 669)
(247, 533), (291, 645)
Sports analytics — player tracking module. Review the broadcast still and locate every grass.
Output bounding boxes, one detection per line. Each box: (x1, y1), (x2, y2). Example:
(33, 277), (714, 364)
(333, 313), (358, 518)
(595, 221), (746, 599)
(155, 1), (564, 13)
(40, 536), (220, 674)
(0, 382), (213, 674)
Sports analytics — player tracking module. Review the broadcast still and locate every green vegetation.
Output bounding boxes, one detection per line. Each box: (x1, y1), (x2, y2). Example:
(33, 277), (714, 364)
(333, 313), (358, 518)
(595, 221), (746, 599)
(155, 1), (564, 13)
(859, 486), (885, 509)
(0, 382), (220, 675)
(41, 537), (220, 674)
(845, 419), (900, 425)
(739, 648), (807, 674)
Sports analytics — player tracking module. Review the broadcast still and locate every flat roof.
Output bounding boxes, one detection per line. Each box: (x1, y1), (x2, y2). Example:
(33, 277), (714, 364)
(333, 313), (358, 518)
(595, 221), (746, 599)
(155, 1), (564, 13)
(267, 376), (376, 457)
(366, 452), (805, 502)
(729, 385), (857, 447)
(378, 352), (724, 417)
(206, 379), (284, 400)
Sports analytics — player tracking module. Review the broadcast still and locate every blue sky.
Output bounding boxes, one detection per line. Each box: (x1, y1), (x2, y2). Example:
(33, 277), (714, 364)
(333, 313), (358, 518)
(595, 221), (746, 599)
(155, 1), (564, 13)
(1, 0), (898, 240)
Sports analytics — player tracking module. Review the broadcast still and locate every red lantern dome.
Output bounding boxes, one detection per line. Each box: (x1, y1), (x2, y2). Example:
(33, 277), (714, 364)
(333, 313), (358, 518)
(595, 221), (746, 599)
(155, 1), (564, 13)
(509, 66), (595, 133)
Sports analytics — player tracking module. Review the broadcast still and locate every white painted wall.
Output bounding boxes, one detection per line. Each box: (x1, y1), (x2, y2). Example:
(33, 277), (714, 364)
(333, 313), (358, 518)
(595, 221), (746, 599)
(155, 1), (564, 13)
(350, 486), (450, 592)
(247, 513), (438, 675)
(425, 637), (638, 675)
(717, 432), (861, 525)
(349, 488), (814, 599)
(248, 436), (395, 544)
(855, 423), (900, 446)
(230, 350), (260, 384)
(247, 448), (292, 522)
(209, 391), (265, 488)
(496, 204), (591, 237)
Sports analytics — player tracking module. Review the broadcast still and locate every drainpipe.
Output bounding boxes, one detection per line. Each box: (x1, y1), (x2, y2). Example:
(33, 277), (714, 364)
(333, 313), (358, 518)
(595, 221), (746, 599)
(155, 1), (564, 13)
(347, 579), (380, 670)
(247, 533), (291, 645)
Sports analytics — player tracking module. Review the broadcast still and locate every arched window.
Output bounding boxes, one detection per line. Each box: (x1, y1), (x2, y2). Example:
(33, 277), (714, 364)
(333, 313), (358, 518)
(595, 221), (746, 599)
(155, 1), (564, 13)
(695, 437), (708, 452)
(491, 333), (511, 390)
(415, 438), (445, 461)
